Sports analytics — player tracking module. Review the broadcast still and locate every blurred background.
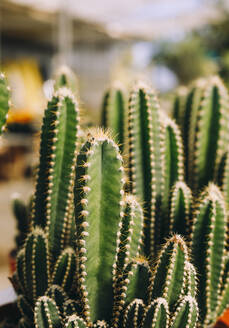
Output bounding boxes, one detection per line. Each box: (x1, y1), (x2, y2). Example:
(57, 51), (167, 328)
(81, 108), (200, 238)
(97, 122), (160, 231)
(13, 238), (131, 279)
(0, 0), (229, 291)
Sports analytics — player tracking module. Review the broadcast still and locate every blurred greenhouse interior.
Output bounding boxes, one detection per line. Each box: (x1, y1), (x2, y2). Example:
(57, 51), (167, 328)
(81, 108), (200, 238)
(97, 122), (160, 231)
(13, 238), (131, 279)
(0, 0), (229, 303)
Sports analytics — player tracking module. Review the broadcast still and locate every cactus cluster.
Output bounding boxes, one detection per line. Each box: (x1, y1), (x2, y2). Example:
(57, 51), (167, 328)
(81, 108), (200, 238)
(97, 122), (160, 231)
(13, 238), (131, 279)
(101, 75), (229, 326)
(0, 71), (228, 328)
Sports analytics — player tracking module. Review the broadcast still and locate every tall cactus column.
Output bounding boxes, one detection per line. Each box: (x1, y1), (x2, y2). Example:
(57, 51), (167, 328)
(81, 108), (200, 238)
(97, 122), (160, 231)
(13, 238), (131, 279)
(32, 87), (79, 261)
(74, 130), (125, 324)
(127, 82), (164, 257)
(101, 84), (126, 152)
(191, 183), (227, 326)
(183, 76), (229, 190)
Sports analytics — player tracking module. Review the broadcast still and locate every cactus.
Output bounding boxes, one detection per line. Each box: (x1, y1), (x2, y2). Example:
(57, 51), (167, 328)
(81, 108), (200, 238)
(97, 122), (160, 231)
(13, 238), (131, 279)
(101, 84), (126, 152)
(170, 295), (198, 328)
(34, 296), (62, 328)
(5, 70), (229, 328)
(74, 131), (125, 323)
(172, 86), (188, 130)
(169, 181), (192, 237)
(141, 298), (169, 328)
(191, 183), (227, 325)
(127, 82), (164, 257)
(160, 115), (184, 239)
(149, 235), (192, 309)
(32, 87), (79, 261)
(122, 299), (144, 328)
(65, 315), (87, 328)
(54, 66), (78, 95)
(24, 227), (50, 302)
(180, 76), (229, 189)
(113, 195), (144, 278)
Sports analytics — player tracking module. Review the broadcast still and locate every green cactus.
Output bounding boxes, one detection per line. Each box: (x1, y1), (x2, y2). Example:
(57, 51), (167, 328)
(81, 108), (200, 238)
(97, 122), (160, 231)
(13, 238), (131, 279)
(34, 296), (62, 328)
(191, 183), (227, 325)
(180, 78), (206, 180)
(172, 86), (188, 130)
(32, 87), (79, 261)
(122, 299), (144, 328)
(113, 195), (144, 278)
(74, 130), (125, 323)
(160, 114), (184, 239)
(182, 76), (229, 189)
(7, 70), (229, 328)
(127, 82), (164, 257)
(46, 285), (68, 316)
(51, 247), (76, 293)
(141, 298), (169, 328)
(169, 181), (192, 237)
(101, 84), (126, 152)
(17, 295), (34, 324)
(170, 295), (198, 328)
(24, 227), (50, 303)
(54, 66), (78, 95)
(149, 235), (192, 309)
(65, 315), (87, 328)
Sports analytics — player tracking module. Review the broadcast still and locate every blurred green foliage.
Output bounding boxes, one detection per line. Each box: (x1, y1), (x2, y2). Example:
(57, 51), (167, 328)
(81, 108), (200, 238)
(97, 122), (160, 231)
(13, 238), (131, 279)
(155, 37), (217, 84)
(155, 4), (229, 85)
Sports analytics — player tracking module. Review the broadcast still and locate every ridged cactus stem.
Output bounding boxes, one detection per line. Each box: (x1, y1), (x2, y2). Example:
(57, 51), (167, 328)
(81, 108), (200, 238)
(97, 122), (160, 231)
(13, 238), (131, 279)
(34, 296), (62, 328)
(142, 297), (169, 328)
(122, 299), (144, 328)
(161, 115), (184, 240)
(74, 130), (124, 324)
(101, 84), (126, 152)
(32, 87), (79, 261)
(172, 86), (188, 130)
(169, 181), (192, 238)
(183, 78), (206, 181)
(112, 258), (152, 327)
(149, 235), (190, 309)
(113, 195), (144, 279)
(191, 183), (227, 325)
(170, 295), (198, 328)
(54, 66), (78, 95)
(127, 82), (164, 257)
(188, 77), (229, 189)
(51, 247), (76, 293)
(23, 227), (50, 303)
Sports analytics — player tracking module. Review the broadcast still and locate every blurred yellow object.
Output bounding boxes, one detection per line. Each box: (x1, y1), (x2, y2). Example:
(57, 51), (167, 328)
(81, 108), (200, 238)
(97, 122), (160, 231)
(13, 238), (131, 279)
(3, 58), (45, 123)
(7, 110), (34, 124)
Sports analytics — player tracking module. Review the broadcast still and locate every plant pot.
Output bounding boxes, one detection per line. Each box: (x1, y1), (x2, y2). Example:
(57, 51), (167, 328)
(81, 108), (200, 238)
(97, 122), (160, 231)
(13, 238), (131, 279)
(215, 310), (229, 328)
